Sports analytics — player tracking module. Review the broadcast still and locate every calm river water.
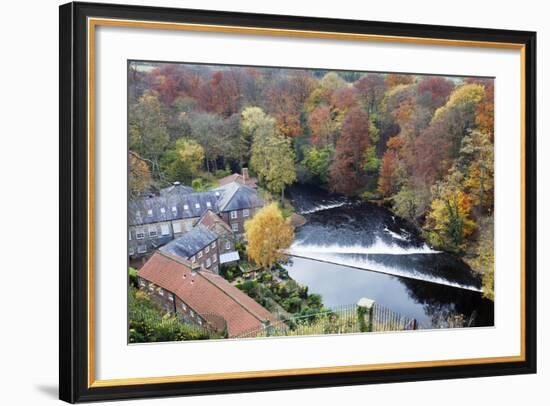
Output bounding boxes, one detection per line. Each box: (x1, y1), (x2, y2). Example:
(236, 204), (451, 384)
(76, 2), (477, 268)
(284, 185), (494, 328)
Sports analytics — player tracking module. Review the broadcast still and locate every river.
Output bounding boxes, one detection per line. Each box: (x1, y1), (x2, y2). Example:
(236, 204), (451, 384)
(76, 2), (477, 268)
(284, 185), (494, 328)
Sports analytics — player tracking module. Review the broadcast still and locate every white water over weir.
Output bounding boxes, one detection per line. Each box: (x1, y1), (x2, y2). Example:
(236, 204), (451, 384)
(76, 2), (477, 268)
(285, 239), (482, 292)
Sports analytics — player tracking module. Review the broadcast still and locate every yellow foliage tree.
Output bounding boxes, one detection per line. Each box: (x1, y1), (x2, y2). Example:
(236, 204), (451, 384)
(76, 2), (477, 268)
(129, 151), (152, 197)
(244, 203), (295, 269)
(428, 189), (476, 252)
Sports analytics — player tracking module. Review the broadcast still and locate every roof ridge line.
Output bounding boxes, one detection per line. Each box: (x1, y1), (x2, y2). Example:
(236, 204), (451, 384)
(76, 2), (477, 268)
(196, 271), (272, 324)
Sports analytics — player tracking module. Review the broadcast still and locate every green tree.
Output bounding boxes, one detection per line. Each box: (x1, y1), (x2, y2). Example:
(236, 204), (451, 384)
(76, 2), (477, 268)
(161, 138), (205, 183)
(392, 185), (419, 223)
(240, 107), (277, 166)
(302, 146), (333, 184)
(250, 128), (297, 201)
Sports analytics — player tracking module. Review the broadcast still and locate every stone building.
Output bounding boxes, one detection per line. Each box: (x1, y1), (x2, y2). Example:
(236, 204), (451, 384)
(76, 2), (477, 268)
(137, 251), (278, 337)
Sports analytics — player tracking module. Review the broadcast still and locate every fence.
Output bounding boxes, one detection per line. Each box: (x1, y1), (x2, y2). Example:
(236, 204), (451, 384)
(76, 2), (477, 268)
(234, 300), (418, 339)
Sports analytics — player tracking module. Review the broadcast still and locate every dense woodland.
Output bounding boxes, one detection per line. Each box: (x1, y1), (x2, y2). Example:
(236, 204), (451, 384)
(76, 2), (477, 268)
(129, 62), (494, 301)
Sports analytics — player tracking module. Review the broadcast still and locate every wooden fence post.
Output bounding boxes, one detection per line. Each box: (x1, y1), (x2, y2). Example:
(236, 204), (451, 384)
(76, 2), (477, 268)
(357, 298), (375, 332)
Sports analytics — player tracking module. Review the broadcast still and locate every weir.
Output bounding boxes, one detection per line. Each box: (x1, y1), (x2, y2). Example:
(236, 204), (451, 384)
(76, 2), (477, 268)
(285, 252), (482, 292)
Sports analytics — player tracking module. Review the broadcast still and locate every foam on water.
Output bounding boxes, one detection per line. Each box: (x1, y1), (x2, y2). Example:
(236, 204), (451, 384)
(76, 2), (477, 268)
(289, 237), (439, 256)
(300, 202), (347, 215)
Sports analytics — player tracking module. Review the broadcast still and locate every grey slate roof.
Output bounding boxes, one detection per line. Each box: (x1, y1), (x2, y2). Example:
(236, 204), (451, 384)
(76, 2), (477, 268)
(160, 182), (193, 197)
(129, 191), (219, 226)
(213, 183), (265, 212)
(159, 225), (218, 259)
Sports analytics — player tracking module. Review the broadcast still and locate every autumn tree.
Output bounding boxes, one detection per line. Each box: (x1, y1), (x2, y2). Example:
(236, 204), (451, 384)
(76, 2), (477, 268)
(378, 137), (406, 197)
(245, 203), (295, 269)
(161, 138), (205, 183)
(129, 151), (152, 198)
(265, 72), (314, 137)
(460, 130), (494, 211)
(129, 90), (170, 179)
(329, 107), (371, 194)
(307, 104), (335, 146)
(354, 73), (386, 114)
(416, 76), (454, 112)
(385, 73), (414, 88)
(427, 184), (476, 253)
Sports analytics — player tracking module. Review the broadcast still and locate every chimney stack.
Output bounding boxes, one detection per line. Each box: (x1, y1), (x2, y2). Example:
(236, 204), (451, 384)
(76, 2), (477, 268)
(242, 167), (249, 181)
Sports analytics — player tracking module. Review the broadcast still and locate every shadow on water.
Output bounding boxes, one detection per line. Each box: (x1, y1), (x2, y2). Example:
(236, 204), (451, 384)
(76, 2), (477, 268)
(285, 184), (494, 328)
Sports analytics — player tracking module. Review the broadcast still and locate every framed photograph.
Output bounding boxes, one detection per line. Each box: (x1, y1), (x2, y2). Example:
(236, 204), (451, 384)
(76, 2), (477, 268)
(59, 1), (536, 403)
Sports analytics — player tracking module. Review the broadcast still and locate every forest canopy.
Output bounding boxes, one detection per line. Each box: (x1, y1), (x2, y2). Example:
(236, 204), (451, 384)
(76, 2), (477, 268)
(128, 62), (494, 300)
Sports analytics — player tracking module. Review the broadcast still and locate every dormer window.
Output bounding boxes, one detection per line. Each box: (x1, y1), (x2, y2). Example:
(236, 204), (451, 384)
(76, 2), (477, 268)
(183, 204), (189, 210)
(206, 201), (212, 208)
(195, 203), (200, 209)
(172, 206), (177, 215)
(147, 209), (153, 217)
(160, 207), (166, 214)
(215, 191), (220, 197)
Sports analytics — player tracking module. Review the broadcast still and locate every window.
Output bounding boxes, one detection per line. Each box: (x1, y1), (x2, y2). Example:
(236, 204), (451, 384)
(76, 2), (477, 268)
(136, 210), (141, 218)
(183, 204), (189, 210)
(191, 256), (196, 263)
(172, 206), (178, 215)
(225, 241), (231, 250)
(205, 246), (210, 254)
(160, 207), (166, 214)
(213, 255), (217, 263)
(206, 201), (212, 208)
(160, 224), (170, 236)
(139, 279), (145, 287)
(148, 283), (154, 291)
(230, 211), (238, 219)
(129, 247), (134, 256)
(243, 209), (250, 217)
(213, 265), (219, 274)
(128, 231), (132, 241)
(136, 230), (145, 239)
(173, 223), (182, 233)
(158, 288), (164, 296)
(137, 245), (147, 254)
(211, 242), (216, 249)
(215, 191), (220, 196)
(195, 203), (200, 209)
(206, 258), (211, 268)
(231, 223), (239, 232)
(168, 293), (174, 302)
(147, 209), (153, 217)
(197, 251), (203, 259)
(149, 228), (158, 238)
(197, 319), (202, 326)
(190, 310), (195, 318)
(181, 303), (187, 311)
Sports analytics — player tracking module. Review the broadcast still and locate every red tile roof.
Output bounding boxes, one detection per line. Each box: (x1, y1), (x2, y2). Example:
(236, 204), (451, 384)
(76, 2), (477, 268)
(195, 209), (232, 233)
(137, 252), (278, 337)
(218, 173), (258, 188)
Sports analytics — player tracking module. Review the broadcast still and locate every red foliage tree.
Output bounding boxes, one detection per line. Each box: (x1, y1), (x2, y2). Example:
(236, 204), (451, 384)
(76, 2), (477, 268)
(197, 70), (241, 117)
(307, 104), (333, 146)
(417, 76), (454, 110)
(385, 73), (414, 88)
(329, 107), (370, 194)
(354, 74), (386, 113)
